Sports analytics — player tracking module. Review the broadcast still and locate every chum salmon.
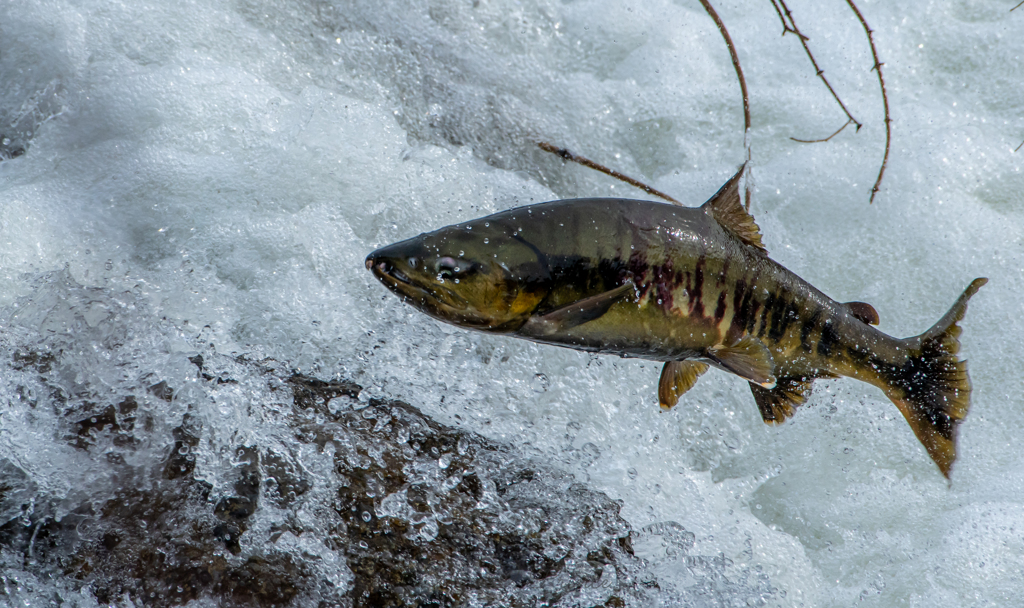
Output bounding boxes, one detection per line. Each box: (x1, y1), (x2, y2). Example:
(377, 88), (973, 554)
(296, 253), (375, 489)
(366, 169), (985, 477)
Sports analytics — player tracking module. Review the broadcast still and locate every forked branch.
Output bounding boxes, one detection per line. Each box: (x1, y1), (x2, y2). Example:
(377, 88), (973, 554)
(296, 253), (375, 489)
(768, 0), (805, 38)
(845, 0), (891, 203)
(770, 0), (863, 139)
(537, 142), (682, 205)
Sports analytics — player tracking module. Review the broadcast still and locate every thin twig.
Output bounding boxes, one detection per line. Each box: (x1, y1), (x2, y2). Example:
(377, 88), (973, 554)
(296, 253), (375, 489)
(775, 0), (863, 136)
(1015, 140), (1023, 152)
(1012, 1), (1023, 12)
(845, 0), (890, 203)
(790, 118), (854, 143)
(696, 0), (753, 209)
(768, 0), (806, 39)
(537, 142), (682, 205)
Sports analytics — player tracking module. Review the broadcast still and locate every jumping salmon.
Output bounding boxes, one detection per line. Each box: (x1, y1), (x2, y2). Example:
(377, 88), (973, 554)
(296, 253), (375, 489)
(366, 169), (985, 477)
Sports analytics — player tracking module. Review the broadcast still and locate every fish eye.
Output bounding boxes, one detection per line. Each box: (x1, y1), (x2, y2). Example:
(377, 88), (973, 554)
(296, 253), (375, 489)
(436, 257), (458, 280)
(436, 256), (479, 281)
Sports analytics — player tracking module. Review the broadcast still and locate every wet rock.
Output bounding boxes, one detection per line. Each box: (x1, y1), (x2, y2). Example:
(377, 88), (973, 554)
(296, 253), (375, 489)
(0, 273), (775, 607)
(0, 356), (648, 607)
(293, 374), (644, 607)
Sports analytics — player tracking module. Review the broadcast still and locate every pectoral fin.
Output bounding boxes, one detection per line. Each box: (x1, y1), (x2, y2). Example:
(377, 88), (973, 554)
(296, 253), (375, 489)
(519, 282), (635, 338)
(707, 335), (776, 387)
(658, 361), (710, 410)
(845, 301), (880, 325)
(749, 376), (815, 424)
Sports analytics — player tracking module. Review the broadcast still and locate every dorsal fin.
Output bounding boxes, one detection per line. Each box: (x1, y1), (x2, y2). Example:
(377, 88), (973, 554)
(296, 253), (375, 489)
(845, 301), (880, 325)
(701, 167), (767, 254)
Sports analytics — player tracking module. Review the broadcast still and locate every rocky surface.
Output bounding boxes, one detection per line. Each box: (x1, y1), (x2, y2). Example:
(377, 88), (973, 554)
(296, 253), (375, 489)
(0, 274), (774, 607)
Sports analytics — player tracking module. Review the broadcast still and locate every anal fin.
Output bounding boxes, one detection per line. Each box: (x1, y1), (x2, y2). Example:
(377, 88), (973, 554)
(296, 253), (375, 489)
(749, 376), (815, 424)
(518, 282), (634, 338)
(707, 335), (776, 388)
(659, 361), (710, 410)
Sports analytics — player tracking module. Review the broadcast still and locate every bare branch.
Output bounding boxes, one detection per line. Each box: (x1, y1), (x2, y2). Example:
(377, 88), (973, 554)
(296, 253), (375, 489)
(1012, 1), (1023, 12)
(1014, 140), (1023, 152)
(696, 0), (753, 209)
(775, 0), (863, 137)
(790, 118), (854, 143)
(537, 142), (682, 205)
(768, 0), (804, 38)
(845, 0), (891, 204)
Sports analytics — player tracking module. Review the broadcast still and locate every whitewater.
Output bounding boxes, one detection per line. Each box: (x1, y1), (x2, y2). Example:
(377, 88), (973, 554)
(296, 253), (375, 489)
(1, 0), (1023, 605)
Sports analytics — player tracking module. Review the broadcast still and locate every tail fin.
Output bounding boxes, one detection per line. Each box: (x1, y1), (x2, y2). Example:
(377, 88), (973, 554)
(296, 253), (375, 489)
(881, 278), (987, 478)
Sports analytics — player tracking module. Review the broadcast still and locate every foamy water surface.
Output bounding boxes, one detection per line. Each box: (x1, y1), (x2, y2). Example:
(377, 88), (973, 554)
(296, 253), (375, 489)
(2, 0), (1023, 605)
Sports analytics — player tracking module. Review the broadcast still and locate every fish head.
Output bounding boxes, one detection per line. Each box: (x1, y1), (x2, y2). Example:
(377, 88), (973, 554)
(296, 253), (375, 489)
(366, 221), (549, 332)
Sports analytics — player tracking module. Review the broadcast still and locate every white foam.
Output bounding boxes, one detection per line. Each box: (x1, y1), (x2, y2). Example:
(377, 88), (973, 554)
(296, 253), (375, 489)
(1, 0), (1023, 604)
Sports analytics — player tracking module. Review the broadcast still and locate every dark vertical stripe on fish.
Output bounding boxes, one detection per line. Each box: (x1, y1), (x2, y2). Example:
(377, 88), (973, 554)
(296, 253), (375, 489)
(800, 308), (821, 352)
(730, 279), (749, 337)
(758, 291), (777, 338)
(714, 290), (728, 323)
(817, 320), (839, 357)
(745, 295), (761, 334)
(690, 256), (706, 317)
(768, 299), (797, 343)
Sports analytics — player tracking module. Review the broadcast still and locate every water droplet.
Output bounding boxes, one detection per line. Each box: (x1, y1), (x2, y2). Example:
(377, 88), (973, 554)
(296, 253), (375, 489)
(483, 238), (489, 244)
(627, 467), (638, 479)
(361, 511), (372, 522)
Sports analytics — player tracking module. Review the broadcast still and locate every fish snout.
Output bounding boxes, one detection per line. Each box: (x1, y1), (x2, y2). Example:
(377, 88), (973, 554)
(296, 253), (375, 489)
(366, 244), (422, 286)
(367, 256), (392, 276)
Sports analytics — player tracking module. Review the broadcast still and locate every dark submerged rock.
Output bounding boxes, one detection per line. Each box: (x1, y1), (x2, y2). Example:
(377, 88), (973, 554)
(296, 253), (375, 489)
(0, 357), (647, 607)
(0, 272), (775, 607)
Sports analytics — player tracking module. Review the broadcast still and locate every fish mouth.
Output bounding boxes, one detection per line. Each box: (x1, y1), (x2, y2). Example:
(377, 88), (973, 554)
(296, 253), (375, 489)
(369, 259), (414, 286)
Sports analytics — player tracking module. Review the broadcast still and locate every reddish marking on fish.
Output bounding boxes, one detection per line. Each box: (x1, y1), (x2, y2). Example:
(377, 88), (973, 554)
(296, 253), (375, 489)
(689, 256), (706, 317)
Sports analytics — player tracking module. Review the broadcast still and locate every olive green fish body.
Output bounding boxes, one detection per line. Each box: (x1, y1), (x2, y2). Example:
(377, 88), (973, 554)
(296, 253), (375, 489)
(485, 198), (895, 383)
(367, 169), (985, 477)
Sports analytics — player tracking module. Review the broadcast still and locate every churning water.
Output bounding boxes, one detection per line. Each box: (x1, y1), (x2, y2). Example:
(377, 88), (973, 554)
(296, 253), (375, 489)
(1, 0), (1023, 605)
